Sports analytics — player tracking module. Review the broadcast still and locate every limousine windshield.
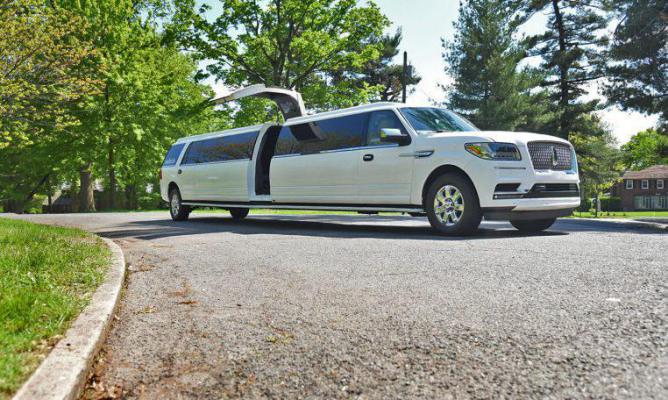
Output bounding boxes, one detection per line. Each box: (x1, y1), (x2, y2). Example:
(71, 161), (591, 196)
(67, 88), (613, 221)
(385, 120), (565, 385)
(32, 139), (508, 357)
(400, 107), (478, 135)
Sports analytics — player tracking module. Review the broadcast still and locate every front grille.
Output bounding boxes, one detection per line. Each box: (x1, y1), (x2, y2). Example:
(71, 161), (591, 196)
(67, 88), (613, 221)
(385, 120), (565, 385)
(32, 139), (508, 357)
(527, 142), (572, 171)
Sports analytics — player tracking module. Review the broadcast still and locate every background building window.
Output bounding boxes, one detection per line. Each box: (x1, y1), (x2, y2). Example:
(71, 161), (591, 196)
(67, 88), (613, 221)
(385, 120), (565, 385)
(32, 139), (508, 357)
(626, 180), (633, 189)
(641, 179), (649, 189)
(658, 180), (664, 190)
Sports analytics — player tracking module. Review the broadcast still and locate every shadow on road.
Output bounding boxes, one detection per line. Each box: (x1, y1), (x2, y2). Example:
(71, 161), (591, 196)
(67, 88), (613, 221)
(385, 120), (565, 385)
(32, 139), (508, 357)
(97, 214), (579, 242)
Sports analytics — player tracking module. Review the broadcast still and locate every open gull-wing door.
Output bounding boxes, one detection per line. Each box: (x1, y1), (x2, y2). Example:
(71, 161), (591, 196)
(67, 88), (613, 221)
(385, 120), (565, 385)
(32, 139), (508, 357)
(211, 84), (306, 119)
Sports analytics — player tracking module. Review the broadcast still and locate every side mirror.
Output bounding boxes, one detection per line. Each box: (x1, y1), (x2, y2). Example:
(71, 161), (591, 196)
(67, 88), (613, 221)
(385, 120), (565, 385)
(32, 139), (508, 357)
(380, 128), (410, 145)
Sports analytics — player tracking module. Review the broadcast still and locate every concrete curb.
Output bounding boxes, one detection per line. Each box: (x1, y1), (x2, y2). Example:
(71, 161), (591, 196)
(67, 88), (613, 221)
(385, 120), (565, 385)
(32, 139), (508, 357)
(573, 217), (668, 232)
(12, 238), (126, 400)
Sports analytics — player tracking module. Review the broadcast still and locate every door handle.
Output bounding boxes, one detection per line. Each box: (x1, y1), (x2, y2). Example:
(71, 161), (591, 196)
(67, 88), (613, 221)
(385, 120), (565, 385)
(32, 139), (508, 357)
(177, 169), (183, 175)
(363, 154), (374, 162)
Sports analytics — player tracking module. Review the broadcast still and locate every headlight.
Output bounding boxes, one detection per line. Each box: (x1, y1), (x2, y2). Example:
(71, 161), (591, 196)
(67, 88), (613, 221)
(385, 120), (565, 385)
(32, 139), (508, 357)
(465, 142), (521, 161)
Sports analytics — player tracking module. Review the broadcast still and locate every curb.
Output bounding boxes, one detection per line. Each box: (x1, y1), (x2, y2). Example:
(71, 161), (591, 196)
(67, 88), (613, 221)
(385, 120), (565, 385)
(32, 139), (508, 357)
(573, 217), (668, 232)
(12, 238), (126, 400)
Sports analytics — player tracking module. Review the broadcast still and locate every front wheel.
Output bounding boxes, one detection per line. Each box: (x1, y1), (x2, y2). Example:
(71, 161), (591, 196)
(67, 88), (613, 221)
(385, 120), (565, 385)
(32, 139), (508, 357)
(169, 189), (191, 221)
(510, 218), (556, 233)
(229, 208), (249, 220)
(425, 173), (482, 235)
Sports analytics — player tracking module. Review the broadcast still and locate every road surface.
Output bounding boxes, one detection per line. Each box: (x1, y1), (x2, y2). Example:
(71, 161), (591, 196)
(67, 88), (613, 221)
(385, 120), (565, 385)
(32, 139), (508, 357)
(5, 212), (666, 399)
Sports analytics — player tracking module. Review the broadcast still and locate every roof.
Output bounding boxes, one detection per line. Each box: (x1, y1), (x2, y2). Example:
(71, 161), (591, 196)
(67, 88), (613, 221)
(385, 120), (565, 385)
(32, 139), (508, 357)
(284, 102), (404, 126)
(175, 123), (268, 143)
(622, 165), (668, 179)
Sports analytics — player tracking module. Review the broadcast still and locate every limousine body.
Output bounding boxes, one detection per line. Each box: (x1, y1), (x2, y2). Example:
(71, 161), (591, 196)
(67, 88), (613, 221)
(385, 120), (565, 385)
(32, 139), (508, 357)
(160, 87), (580, 235)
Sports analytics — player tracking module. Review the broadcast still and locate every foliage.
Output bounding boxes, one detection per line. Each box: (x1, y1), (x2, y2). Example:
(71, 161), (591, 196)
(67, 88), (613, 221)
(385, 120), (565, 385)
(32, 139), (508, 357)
(57, 0), (229, 210)
(0, 218), (108, 397)
(333, 29), (421, 102)
(621, 128), (668, 170)
(526, 0), (610, 139)
(569, 115), (623, 198)
(0, 0), (99, 209)
(442, 0), (549, 131)
(169, 0), (390, 120)
(605, 0), (668, 127)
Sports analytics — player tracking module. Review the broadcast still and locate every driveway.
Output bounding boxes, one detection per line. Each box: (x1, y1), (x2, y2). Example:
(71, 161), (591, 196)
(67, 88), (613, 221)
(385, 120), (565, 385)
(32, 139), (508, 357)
(6, 213), (666, 399)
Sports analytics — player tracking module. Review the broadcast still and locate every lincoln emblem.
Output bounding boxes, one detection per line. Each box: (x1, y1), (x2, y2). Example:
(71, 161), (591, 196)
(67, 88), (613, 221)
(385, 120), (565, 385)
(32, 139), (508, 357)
(551, 146), (559, 167)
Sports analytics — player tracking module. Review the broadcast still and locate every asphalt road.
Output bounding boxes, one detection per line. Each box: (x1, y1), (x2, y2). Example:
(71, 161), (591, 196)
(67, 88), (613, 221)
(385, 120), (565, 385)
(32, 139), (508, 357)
(6, 212), (666, 399)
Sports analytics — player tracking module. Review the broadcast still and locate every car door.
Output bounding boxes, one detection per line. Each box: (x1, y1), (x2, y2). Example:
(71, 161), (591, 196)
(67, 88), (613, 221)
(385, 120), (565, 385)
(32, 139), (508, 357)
(357, 110), (415, 204)
(270, 113), (368, 204)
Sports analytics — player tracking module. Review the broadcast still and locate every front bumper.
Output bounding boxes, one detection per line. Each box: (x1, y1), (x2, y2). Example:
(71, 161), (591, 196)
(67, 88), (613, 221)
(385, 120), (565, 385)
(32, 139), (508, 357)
(473, 156), (580, 205)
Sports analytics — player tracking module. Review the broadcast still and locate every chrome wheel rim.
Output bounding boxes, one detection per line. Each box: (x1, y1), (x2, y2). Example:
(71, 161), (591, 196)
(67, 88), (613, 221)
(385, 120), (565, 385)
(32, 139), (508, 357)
(434, 185), (464, 226)
(170, 193), (180, 216)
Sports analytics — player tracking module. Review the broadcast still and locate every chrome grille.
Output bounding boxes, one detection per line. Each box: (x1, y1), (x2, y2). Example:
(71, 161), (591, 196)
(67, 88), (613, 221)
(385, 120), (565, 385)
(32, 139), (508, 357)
(527, 142), (572, 171)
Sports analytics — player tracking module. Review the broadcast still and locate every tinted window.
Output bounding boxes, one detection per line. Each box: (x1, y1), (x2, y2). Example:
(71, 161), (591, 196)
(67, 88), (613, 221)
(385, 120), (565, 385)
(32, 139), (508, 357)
(274, 113), (367, 156)
(182, 131), (259, 165)
(366, 111), (407, 146)
(399, 107), (478, 135)
(163, 143), (185, 166)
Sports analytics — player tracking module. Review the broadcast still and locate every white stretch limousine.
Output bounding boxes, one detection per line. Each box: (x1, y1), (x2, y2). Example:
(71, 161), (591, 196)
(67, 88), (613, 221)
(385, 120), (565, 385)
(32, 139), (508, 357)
(160, 85), (580, 235)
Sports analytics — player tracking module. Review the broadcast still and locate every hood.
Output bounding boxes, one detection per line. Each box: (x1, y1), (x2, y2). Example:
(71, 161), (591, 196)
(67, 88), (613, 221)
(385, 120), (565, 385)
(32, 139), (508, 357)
(428, 130), (571, 146)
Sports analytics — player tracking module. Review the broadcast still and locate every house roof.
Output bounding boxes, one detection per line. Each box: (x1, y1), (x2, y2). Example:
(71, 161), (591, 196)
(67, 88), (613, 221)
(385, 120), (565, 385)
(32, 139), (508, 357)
(622, 165), (668, 179)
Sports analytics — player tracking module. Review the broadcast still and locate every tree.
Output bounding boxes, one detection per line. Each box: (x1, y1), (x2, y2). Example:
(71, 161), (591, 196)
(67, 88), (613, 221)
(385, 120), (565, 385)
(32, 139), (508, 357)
(169, 0), (389, 117)
(604, 0), (668, 128)
(57, 0), (226, 211)
(0, 0), (98, 212)
(333, 29), (421, 102)
(526, 0), (610, 139)
(569, 115), (623, 200)
(621, 128), (668, 170)
(442, 0), (548, 131)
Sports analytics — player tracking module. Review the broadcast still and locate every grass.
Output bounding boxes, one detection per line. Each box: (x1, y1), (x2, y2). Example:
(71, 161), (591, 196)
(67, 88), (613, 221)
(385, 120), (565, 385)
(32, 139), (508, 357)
(0, 218), (109, 399)
(570, 210), (668, 219)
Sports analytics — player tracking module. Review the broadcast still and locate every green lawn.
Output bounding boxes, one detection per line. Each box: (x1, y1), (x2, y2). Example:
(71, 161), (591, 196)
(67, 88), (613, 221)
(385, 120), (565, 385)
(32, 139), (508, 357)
(0, 218), (109, 399)
(570, 211), (668, 219)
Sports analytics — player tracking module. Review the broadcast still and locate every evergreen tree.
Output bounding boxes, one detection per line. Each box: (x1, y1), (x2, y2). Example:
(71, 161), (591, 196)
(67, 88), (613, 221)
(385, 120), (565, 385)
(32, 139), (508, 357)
(442, 0), (546, 131)
(604, 0), (667, 128)
(334, 29), (421, 102)
(526, 0), (610, 139)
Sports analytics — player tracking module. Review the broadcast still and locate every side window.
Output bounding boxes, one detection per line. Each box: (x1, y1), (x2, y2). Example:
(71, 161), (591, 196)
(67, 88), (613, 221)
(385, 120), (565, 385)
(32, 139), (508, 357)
(626, 180), (633, 190)
(182, 131), (259, 164)
(366, 111), (407, 146)
(163, 143), (185, 166)
(274, 114), (367, 156)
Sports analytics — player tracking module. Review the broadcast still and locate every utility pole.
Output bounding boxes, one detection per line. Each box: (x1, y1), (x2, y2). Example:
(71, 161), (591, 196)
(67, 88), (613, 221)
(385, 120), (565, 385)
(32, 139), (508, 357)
(402, 51), (408, 103)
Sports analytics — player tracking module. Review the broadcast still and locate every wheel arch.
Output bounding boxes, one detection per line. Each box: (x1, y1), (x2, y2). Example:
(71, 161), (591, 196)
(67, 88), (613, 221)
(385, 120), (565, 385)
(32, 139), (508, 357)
(421, 164), (480, 206)
(168, 181), (179, 195)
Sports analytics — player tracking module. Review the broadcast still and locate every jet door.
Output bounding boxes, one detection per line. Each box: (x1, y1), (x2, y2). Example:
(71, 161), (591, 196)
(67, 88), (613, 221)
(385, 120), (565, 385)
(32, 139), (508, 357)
(211, 84), (306, 119)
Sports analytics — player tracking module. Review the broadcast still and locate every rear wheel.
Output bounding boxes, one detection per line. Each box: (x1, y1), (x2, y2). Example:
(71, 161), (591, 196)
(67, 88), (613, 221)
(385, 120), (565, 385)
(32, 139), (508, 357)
(229, 208), (249, 220)
(425, 173), (482, 235)
(169, 188), (191, 221)
(510, 218), (556, 233)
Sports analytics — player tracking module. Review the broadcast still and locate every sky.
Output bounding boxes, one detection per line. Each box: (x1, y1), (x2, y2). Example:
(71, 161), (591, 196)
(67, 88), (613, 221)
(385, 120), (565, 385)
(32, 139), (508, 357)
(206, 0), (659, 145)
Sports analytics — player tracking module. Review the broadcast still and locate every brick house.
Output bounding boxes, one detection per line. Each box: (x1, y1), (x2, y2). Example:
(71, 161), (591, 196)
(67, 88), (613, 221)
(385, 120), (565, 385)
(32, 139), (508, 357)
(613, 165), (668, 211)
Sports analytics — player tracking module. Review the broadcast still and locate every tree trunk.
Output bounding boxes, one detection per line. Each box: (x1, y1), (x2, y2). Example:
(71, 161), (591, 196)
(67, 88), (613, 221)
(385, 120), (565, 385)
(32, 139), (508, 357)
(79, 161), (95, 212)
(125, 184), (137, 210)
(108, 137), (116, 209)
(551, 0), (570, 140)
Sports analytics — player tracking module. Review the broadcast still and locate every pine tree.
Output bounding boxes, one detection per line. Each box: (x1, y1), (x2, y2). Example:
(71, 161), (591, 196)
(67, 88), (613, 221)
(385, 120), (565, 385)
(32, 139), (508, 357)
(604, 0), (667, 128)
(334, 29), (421, 102)
(443, 0), (545, 131)
(526, 0), (610, 139)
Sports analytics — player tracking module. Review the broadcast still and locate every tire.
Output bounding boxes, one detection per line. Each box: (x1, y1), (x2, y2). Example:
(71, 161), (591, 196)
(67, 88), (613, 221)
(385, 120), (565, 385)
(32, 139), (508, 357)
(425, 173), (482, 235)
(169, 188), (191, 221)
(510, 218), (556, 233)
(229, 208), (249, 220)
